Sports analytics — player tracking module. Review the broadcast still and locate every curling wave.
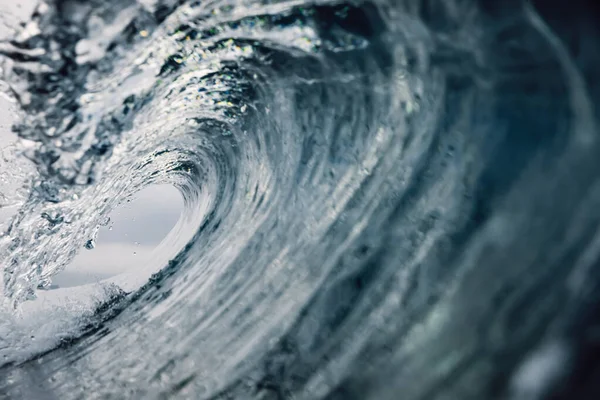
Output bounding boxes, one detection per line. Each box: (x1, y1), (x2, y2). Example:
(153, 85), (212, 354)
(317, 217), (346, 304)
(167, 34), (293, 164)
(1, 0), (599, 399)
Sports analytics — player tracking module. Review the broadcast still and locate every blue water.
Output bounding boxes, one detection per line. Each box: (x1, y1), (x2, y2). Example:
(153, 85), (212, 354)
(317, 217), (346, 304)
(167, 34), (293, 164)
(0, 0), (599, 398)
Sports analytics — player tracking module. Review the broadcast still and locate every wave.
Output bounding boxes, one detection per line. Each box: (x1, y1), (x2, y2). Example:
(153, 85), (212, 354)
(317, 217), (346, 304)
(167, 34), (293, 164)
(0, 0), (599, 398)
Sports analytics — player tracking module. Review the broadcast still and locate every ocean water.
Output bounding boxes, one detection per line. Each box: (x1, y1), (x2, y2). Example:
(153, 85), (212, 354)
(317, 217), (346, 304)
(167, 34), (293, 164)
(0, 0), (599, 399)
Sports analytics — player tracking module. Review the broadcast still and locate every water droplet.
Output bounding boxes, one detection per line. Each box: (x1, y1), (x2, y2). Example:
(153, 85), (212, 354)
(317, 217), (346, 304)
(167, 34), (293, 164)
(84, 239), (96, 250)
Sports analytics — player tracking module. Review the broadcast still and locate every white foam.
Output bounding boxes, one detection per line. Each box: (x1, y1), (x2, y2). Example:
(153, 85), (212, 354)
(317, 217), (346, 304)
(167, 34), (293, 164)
(0, 282), (121, 365)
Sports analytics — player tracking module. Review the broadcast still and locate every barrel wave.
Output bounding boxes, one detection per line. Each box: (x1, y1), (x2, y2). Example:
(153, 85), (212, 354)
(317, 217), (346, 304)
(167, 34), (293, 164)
(1, 0), (599, 399)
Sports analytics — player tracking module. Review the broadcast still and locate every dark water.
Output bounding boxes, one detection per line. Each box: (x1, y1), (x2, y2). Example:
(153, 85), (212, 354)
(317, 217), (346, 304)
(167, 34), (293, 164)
(0, 0), (599, 398)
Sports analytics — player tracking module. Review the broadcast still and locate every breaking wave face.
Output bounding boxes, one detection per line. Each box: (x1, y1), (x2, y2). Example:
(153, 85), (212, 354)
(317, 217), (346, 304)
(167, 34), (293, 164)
(0, 0), (599, 398)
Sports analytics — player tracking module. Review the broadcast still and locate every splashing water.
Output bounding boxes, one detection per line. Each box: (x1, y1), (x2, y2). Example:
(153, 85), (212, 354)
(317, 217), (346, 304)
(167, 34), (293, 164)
(0, 0), (599, 398)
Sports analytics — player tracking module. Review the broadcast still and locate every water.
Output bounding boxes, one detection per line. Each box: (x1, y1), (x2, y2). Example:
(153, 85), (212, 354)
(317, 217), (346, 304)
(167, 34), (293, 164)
(0, 0), (599, 398)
